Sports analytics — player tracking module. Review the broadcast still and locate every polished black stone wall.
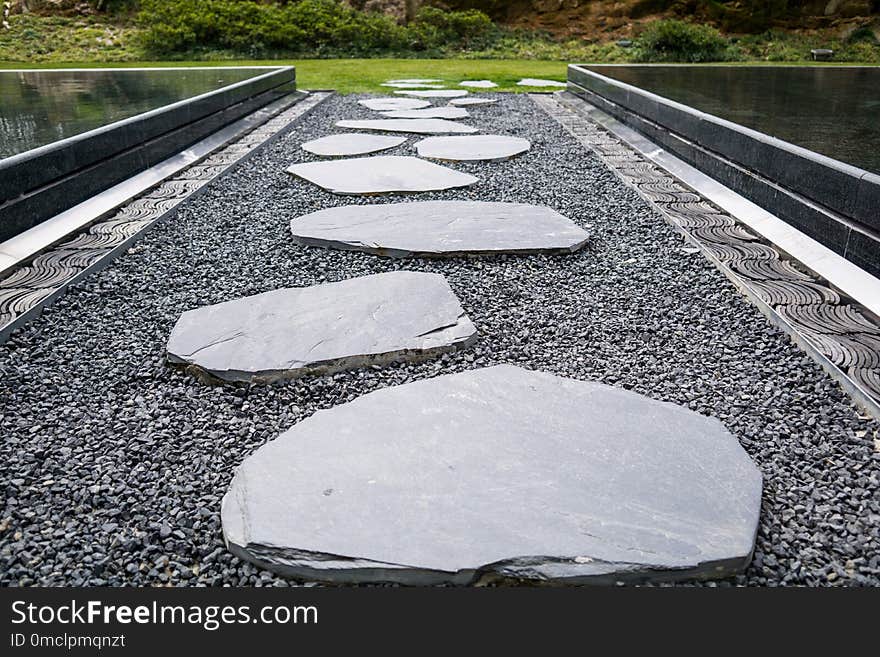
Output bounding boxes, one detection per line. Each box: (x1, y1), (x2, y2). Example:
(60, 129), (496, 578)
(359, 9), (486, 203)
(567, 64), (880, 278)
(0, 67), (297, 242)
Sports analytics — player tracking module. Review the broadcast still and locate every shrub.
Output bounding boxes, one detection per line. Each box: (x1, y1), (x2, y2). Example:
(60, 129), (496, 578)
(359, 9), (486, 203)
(634, 19), (732, 63)
(138, 0), (496, 56)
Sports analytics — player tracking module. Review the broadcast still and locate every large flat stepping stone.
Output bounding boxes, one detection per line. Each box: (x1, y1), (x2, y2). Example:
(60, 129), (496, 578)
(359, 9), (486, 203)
(416, 135), (531, 162)
(301, 134), (407, 157)
(286, 156), (478, 195)
(379, 106), (469, 120)
(517, 78), (567, 87)
(460, 80), (497, 88)
(221, 365), (763, 585)
(395, 89), (469, 98)
(167, 272), (476, 384)
(336, 119), (478, 135)
(359, 98), (431, 111)
(290, 201), (589, 257)
(450, 97), (498, 107)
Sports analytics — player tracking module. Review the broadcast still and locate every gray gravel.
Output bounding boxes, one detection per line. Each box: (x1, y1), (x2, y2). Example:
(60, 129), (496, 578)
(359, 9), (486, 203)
(1, 93), (878, 587)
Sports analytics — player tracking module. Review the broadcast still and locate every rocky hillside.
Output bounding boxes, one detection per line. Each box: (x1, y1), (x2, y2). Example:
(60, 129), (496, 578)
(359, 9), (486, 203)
(353, 1), (879, 37)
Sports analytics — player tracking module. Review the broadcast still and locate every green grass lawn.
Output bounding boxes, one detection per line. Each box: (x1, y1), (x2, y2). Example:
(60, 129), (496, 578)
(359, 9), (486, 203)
(0, 58), (573, 93)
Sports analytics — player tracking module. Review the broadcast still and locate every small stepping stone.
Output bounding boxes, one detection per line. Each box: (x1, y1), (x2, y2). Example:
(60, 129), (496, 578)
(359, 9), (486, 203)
(290, 201), (589, 258)
(336, 119), (478, 135)
(286, 155), (477, 195)
(517, 78), (566, 87)
(301, 133), (407, 157)
(460, 80), (497, 88)
(449, 97), (498, 107)
(381, 82), (445, 89)
(167, 272), (476, 384)
(379, 106), (469, 120)
(359, 98), (431, 111)
(416, 135), (531, 162)
(395, 89), (469, 98)
(221, 365), (762, 585)
(386, 78), (443, 84)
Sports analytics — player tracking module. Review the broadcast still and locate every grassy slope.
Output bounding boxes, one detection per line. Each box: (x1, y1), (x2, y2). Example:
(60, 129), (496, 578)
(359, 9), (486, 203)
(0, 58), (574, 93)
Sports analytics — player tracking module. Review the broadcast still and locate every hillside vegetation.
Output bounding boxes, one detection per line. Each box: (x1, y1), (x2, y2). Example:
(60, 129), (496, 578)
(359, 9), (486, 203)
(0, 0), (877, 63)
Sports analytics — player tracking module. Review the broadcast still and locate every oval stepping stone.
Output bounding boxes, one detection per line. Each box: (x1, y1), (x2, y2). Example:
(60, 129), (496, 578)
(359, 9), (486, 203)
(221, 365), (763, 585)
(450, 97), (498, 107)
(460, 80), (497, 88)
(359, 98), (431, 112)
(301, 134), (407, 157)
(290, 201), (589, 257)
(416, 135), (531, 162)
(336, 119), (478, 135)
(517, 78), (567, 87)
(167, 272), (476, 384)
(286, 156), (478, 195)
(381, 82), (445, 89)
(379, 106), (469, 120)
(395, 89), (469, 98)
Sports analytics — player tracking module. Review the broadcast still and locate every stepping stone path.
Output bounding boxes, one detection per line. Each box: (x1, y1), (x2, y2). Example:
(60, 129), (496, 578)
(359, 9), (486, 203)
(221, 365), (762, 585)
(395, 89), (469, 98)
(359, 98), (432, 111)
(517, 78), (567, 88)
(301, 133), (407, 157)
(290, 201), (589, 258)
(416, 135), (531, 162)
(167, 272), (476, 384)
(287, 155), (478, 195)
(379, 106), (469, 120)
(336, 119), (478, 135)
(460, 80), (498, 88)
(449, 97), (498, 107)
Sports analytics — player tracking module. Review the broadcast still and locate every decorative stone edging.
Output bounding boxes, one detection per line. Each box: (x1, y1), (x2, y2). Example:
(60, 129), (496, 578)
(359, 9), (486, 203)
(533, 92), (880, 416)
(0, 92), (331, 344)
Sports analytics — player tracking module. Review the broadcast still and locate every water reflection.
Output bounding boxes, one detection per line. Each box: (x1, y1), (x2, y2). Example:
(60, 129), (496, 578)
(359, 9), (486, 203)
(0, 68), (263, 159)
(589, 65), (880, 175)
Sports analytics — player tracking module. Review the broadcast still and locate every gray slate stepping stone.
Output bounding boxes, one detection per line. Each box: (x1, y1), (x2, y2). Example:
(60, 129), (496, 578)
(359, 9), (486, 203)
(336, 119), (478, 135)
(290, 201), (589, 257)
(221, 365), (763, 585)
(167, 272), (476, 384)
(460, 80), (498, 88)
(395, 89), (469, 98)
(386, 78), (443, 84)
(381, 82), (445, 89)
(416, 135), (531, 162)
(359, 98), (432, 111)
(517, 78), (567, 87)
(301, 133), (407, 157)
(286, 156), (478, 195)
(449, 97), (498, 107)
(378, 106), (469, 120)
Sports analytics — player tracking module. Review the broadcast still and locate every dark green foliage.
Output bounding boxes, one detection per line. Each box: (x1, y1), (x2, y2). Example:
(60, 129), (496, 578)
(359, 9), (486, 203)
(634, 19), (732, 62)
(138, 0), (496, 57)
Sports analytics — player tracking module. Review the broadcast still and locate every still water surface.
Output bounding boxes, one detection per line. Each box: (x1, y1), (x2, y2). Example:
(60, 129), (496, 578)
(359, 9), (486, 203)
(589, 65), (880, 175)
(0, 68), (265, 159)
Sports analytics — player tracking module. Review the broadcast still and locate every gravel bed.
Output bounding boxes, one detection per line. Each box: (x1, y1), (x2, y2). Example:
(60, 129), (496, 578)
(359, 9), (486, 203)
(1, 93), (878, 587)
